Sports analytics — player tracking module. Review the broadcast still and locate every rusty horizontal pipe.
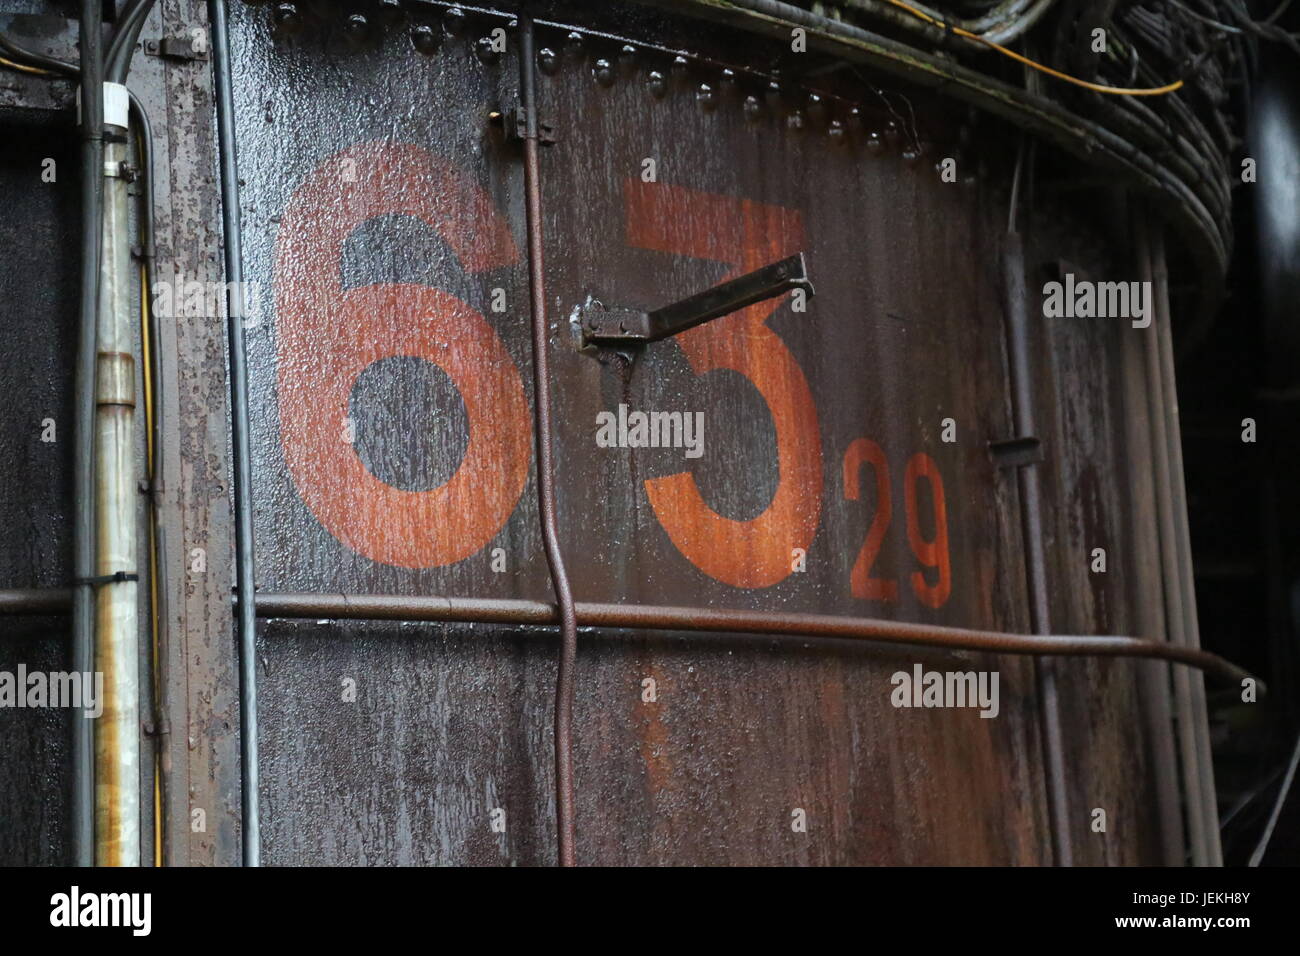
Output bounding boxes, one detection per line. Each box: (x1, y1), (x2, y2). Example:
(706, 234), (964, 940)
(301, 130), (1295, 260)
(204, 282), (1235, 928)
(247, 592), (1257, 689)
(1, 587), (1260, 690)
(0, 588), (73, 614)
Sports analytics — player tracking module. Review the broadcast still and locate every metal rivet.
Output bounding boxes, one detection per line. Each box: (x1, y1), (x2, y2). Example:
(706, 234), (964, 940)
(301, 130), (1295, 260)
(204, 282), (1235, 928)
(808, 92), (827, 123)
(411, 23), (440, 55)
(593, 58), (615, 87)
(697, 83), (716, 110)
(475, 36), (500, 64)
(765, 80), (781, 110)
(445, 7), (467, 35)
(648, 69), (667, 98)
(538, 47), (559, 75)
(377, 0), (403, 25)
(272, 2), (301, 34)
(343, 13), (369, 48)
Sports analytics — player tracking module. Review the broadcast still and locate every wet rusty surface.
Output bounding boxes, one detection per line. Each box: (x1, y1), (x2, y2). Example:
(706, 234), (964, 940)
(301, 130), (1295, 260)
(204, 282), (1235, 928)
(1022, 195), (1172, 865)
(0, 0), (1180, 866)
(0, 110), (76, 865)
(229, 3), (1062, 864)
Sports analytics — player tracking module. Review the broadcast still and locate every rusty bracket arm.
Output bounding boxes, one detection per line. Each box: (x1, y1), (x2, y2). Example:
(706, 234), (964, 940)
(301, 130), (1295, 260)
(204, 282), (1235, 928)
(578, 252), (813, 348)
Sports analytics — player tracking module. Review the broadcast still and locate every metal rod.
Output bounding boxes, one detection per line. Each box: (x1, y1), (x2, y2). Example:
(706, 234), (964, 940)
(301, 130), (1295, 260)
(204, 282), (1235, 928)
(1150, 224), (1223, 865)
(645, 253), (812, 342)
(1136, 212), (1210, 866)
(209, 0), (260, 867)
(2, 587), (1259, 686)
(518, 13), (578, 868)
(1002, 224), (1074, 867)
(242, 592), (1256, 687)
(73, 0), (104, 870)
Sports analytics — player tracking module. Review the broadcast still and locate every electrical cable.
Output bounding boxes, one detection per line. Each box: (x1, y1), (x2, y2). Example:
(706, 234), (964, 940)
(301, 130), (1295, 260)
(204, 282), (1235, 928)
(880, 0), (1186, 93)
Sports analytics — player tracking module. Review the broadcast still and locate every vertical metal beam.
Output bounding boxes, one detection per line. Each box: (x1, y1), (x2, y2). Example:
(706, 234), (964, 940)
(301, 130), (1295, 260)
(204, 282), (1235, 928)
(1002, 229), (1074, 867)
(518, 13), (579, 867)
(1150, 224), (1222, 865)
(209, 0), (260, 867)
(74, 0), (105, 869)
(1136, 211), (1212, 866)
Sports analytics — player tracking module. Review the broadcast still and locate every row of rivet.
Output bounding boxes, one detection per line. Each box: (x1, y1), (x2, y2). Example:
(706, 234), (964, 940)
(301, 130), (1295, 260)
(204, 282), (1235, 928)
(254, 2), (955, 164)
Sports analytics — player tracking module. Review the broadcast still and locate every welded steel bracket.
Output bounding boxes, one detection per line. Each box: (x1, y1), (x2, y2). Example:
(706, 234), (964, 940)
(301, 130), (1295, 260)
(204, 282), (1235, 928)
(578, 253), (813, 349)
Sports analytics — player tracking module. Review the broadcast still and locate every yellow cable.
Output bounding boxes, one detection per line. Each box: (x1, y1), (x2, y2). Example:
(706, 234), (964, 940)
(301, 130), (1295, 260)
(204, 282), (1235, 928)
(0, 54), (54, 75)
(141, 262), (162, 868)
(882, 0), (1185, 96)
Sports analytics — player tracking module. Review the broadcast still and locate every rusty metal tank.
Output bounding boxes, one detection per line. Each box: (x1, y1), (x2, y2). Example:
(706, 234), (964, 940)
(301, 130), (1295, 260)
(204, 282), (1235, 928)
(1, 0), (1269, 867)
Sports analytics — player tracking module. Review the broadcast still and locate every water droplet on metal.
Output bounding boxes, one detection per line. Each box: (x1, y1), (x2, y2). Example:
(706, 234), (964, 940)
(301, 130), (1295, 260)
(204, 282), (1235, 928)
(538, 47), (559, 74)
(743, 94), (761, 121)
(697, 83), (716, 110)
(444, 6), (467, 35)
(620, 43), (637, 63)
(884, 119), (900, 143)
(671, 54), (689, 74)
(565, 31), (584, 55)
(828, 119), (845, 144)
(902, 147), (920, 164)
(593, 58), (615, 87)
(866, 130), (884, 153)
(648, 69), (667, 98)
(787, 109), (805, 131)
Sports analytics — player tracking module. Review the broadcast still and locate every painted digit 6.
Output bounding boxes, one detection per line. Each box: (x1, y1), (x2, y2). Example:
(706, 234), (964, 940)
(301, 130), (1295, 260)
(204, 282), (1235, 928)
(624, 180), (823, 589)
(275, 141), (530, 568)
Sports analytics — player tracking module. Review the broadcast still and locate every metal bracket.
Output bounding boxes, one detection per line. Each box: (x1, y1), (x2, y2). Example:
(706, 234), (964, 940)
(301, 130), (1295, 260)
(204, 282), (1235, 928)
(988, 435), (1043, 468)
(490, 106), (557, 145)
(145, 36), (209, 62)
(578, 253), (813, 349)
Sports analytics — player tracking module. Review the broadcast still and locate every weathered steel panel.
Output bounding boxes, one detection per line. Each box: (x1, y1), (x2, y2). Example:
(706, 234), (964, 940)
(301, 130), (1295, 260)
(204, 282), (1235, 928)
(0, 110), (76, 865)
(530, 19), (1047, 864)
(1023, 204), (1172, 864)
(229, 2), (1063, 864)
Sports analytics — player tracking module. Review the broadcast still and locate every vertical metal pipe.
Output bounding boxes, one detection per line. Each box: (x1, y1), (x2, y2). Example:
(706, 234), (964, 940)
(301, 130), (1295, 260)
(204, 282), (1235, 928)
(1002, 229), (1074, 867)
(1150, 227), (1222, 865)
(518, 13), (579, 867)
(95, 114), (141, 867)
(209, 0), (261, 867)
(1136, 212), (1209, 866)
(73, 0), (104, 869)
